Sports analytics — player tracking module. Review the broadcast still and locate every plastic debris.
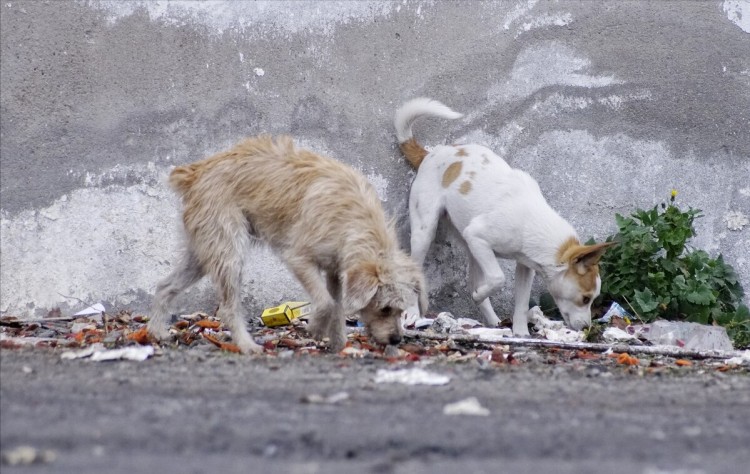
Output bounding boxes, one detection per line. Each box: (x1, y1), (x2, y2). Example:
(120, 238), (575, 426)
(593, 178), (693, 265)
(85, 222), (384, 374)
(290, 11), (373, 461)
(61, 344), (154, 362)
(374, 367), (450, 386)
(724, 350), (750, 366)
(527, 306), (584, 342)
(443, 397), (490, 416)
(597, 301), (632, 323)
(640, 320), (734, 352)
(431, 312), (462, 334)
(465, 327), (513, 342)
(602, 327), (638, 343)
(73, 303), (106, 316)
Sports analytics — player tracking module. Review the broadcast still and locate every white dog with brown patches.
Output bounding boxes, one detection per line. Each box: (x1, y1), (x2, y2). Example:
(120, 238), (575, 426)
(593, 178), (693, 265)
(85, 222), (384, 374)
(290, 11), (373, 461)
(395, 98), (614, 336)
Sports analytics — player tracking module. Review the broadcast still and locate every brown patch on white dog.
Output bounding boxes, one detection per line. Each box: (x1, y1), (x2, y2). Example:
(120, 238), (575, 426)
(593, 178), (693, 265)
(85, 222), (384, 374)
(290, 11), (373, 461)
(459, 180), (472, 195)
(442, 161), (463, 187)
(558, 240), (617, 293)
(456, 148), (468, 157)
(149, 135), (427, 354)
(399, 137), (428, 169)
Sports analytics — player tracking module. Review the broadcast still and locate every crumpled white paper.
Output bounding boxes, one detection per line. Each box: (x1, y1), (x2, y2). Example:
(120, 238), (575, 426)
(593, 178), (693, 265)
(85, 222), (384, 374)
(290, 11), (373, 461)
(443, 397), (490, 416)
(61, 343), (154, 362)
(374, 367), (450, 386)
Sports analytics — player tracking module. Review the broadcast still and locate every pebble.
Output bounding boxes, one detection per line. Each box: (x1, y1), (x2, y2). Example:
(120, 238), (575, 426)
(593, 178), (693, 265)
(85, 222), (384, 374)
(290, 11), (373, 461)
(1, 446), (57, 465)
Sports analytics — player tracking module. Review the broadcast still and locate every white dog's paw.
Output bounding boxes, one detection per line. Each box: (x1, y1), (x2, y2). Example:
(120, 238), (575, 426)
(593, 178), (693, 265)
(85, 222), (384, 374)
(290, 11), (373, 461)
(512, 325), (531, 338)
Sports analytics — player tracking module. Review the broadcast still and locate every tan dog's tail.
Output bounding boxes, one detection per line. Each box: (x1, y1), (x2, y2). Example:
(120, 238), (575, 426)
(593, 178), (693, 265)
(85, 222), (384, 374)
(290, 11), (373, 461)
(394, 98), (463, 169)
(169, 163), (200, 195)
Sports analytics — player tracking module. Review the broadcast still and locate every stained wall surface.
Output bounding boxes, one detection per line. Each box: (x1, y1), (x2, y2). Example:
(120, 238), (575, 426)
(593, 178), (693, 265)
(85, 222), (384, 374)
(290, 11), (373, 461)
(1, 1), (748, 318)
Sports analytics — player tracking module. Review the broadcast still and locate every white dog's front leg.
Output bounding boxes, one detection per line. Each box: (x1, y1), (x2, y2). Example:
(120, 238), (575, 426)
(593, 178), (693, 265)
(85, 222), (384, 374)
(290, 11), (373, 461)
(511, 263), (535, 337)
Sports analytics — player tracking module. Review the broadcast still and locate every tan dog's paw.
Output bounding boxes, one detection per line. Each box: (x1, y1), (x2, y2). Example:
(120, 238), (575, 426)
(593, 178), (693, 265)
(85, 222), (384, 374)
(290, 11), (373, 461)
(146, 323), (171, 342)
(236, 336), (263, 355)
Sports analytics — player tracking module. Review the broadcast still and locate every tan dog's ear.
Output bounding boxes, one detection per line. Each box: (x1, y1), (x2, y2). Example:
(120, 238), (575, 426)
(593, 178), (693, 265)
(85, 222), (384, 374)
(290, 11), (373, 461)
(569, 242), (617, 274)
(342, 262), (380, 314)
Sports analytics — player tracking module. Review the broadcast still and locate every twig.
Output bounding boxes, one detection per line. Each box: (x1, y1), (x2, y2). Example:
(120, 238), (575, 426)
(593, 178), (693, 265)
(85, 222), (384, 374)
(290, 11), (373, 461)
(402, 329), (743, 361)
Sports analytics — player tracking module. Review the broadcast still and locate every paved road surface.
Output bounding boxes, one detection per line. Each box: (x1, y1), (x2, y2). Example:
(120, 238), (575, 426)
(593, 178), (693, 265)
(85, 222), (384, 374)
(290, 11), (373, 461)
(2, 348), (749, 473)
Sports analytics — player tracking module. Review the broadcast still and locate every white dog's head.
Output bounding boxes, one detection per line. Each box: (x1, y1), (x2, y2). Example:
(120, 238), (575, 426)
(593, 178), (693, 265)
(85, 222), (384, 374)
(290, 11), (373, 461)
(342, 252), (427, 346)
(548, 240), (616, 330)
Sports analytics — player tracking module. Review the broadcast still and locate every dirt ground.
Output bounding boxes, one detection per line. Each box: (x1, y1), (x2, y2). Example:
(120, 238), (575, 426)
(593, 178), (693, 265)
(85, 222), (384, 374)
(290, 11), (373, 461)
(2, 341), (749, 474)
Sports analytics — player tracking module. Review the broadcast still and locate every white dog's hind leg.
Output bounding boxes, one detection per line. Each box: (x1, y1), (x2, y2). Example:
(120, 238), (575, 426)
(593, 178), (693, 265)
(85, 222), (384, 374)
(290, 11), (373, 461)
(463, 226), (506, 303)
(511, 263), (535, 337)
(404, 195), (442, 320)
(468, 255), (501, 327)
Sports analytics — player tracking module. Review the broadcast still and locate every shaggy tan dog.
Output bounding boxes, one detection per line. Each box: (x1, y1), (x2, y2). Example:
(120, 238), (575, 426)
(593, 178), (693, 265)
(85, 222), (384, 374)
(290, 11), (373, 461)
(148, 135), (427, 354)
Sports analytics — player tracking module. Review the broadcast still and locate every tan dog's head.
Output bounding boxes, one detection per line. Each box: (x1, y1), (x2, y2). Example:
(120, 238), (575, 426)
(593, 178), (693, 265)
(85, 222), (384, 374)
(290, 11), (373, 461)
(547, 240), (616, 330)
(342, 253), (427, 346)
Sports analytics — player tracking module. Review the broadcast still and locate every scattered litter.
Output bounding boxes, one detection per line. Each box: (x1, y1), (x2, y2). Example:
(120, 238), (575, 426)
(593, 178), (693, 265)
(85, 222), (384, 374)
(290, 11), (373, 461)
(301, 391), (349, 404)
(456, 318), (482, 329)
(724, 350), (750, 366)
(442, 397), (490, 416)
(528, 306), (563, 330)
(641, 320), (734, 352)
(341, 346), (368, 358)
(73, 303), (106, 316)
(413, 318), (435, 329)
(597, 301), (632, 323)
(70, 321), (97, 334)
(61, 344), (154, 362)
(602, 327), (638, 343)
(465, 327), (512, 342)
(430, 312), (462, 334)
(260, 301), (311, 327)
(1, 446), (57, 466)
(526, 307), (584, 342)
(401, 311), (421, 328)
(374, 367), (450, 386)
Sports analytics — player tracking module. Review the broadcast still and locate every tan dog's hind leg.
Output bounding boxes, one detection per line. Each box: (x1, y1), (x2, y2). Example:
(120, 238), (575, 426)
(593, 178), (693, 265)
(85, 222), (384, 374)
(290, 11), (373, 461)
(194, 214), (262, 355)
(148, 250), (205, 341)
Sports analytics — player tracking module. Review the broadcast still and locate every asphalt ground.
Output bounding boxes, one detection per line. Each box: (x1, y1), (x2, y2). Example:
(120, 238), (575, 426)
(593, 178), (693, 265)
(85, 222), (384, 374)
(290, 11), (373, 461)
(2, 344), (749, 474)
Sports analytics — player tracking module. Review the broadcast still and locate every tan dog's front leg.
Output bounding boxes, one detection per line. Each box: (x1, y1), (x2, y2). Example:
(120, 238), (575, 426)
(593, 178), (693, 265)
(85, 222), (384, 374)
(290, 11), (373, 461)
(286, 255), (343, 352)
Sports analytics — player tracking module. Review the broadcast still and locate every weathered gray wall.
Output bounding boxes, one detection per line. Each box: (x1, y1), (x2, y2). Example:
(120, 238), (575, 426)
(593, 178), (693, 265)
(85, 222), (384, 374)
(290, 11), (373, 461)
(1, 0), (749, 318)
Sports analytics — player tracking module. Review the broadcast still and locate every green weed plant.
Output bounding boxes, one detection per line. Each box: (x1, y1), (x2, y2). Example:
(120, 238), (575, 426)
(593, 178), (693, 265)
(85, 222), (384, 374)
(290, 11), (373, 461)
(596, 191), (749, 348)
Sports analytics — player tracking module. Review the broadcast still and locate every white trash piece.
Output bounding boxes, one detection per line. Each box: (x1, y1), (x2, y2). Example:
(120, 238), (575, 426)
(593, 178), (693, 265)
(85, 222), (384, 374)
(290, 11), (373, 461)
(443, 397), (490, 416)
(597, 301), (632, 323)
(465, 327), (513, 342)
(374, 367), (450, 386)
(602, 327), (638, 343)
(61, 343), (154, 362)
(73, 303), (106, 316)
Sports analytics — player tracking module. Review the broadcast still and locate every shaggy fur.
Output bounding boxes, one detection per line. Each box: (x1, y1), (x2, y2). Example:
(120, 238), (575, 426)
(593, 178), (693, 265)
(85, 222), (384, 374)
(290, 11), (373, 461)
(395, 98), (614, 335)
(148, 135), (427, 353)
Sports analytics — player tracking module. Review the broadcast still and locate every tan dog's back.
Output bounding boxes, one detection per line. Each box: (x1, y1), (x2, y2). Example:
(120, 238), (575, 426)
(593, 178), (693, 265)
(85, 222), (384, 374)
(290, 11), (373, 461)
(171, 135), (392, 253)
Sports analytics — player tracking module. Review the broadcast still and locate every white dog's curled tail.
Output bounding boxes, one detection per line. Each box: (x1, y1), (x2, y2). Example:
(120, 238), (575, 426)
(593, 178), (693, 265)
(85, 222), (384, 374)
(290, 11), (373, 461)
(394, 98), (463, 169)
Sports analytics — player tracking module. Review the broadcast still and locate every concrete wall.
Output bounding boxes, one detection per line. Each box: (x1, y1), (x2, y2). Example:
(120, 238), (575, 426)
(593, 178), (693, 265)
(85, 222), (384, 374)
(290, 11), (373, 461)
(2, 0), (749, 319)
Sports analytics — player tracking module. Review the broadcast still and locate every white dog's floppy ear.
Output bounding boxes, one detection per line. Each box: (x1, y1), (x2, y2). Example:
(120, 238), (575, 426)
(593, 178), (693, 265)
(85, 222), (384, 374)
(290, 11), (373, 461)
(342, 262), (380, 314)
(569, 242), (617, 274)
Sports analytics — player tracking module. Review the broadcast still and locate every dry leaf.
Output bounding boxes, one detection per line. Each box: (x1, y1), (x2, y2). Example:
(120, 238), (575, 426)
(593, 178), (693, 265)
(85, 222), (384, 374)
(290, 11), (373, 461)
(193, 319), (221, 330)
(127, 327), (151, 345)
(617, 353), (639, 366)
(675, 359), (692, 367)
